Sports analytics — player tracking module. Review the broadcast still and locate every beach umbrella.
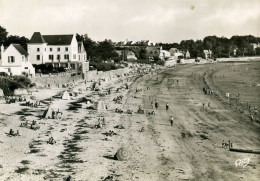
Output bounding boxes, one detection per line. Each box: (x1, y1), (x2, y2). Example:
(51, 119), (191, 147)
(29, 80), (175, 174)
(115, 147), (131, 161)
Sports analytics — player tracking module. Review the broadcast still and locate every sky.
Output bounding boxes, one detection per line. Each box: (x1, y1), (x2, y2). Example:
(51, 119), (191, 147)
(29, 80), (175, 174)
(0, 0), (259, 43)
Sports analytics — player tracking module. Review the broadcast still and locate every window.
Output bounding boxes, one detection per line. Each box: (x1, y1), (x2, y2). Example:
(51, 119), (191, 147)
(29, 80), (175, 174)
(57, 47), (60, 51)
(24, 67), (28, 69)
(65, 47), (68, 51)
(50, 48), (52, 52)
(37, 55), (40, 60)
(37, 48), (40, 52)
(49, 55), (53, 60)
(57, 54), (60, 60)
(64, 54), (69, 60)
(8, 56), (15, 63)
(78, 55), (80, 61)
(73, 54), (76, 59)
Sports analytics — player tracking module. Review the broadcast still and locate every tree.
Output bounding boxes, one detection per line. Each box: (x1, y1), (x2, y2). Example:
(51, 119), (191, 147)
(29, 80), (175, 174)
(0, 25), (8, 45)
(97, 39), (118, 61)
(139, 48), (147, 59)
(4, 35), (29, 50)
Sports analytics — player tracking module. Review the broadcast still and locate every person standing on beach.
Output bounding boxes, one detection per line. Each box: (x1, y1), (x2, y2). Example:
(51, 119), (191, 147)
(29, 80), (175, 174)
(170, 116), (173, 126)
(166, 103), (169, 111)
(155, 102), (158, 110)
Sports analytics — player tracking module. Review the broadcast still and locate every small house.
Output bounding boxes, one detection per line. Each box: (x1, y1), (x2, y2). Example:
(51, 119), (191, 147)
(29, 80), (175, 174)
(0, 44), (35, 76)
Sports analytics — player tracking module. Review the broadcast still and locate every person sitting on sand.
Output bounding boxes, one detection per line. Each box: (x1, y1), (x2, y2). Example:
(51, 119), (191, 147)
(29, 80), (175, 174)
(170, 116), (173, 126)
(9, 129), (14, 136)
(48, 137), (55, 144)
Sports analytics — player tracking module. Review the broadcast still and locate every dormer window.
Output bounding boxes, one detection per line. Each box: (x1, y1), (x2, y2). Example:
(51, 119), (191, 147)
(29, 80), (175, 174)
(65, 47), (68, 51)
(37, 48), (40, 52)
(50, 48), (52, 52)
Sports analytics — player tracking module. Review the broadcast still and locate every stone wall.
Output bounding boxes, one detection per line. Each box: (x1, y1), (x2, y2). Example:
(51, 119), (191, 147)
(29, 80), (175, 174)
(30, 72), (83, 88)
(30, 67), (131, 88)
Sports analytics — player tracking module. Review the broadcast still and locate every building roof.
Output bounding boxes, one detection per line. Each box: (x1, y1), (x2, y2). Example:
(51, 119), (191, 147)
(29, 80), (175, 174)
(42, 34), (74, 45)
(29, 32), (74, 45)
(146, 46), (161, 57)
(12, 44), (28, 56)
(29, 32), (46, 43)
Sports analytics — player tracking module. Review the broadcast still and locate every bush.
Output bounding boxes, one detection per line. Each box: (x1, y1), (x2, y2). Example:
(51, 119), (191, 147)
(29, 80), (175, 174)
(57, 67), (65, 72)
(0, 76), (32, 96)
(89, 62), (120, 71)
(155, 60), (165, 66)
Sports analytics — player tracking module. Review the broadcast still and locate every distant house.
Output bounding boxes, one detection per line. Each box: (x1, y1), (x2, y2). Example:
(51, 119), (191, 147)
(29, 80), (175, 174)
(251, 43), (260, 50)
(27, 32), (87, 70)
(145, 46), (161, 60)
(185, 50), (190, 58)
(126, 51), (137, 60)
(203, 50), (212, 59)
(159, 50), (171, 60)
(0, 44), (35, 76)
(179, 49), (190, 59)
(169, 48), (179, 56)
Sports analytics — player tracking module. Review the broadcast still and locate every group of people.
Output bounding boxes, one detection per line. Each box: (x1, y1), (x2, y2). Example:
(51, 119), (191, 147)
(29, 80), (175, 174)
(150, 100), (174, 126)
(25, 100), (41, 108)
(8, 129), (20, 136)
(5, 96), (26, 104)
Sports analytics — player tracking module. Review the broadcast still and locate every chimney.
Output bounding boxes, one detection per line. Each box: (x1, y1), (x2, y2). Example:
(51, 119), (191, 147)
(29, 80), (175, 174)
(0, 44), (4, 61)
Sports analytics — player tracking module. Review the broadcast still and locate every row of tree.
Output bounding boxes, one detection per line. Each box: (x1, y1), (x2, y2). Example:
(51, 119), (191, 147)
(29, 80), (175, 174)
(1, 25), (260, 61)
(158, 35), (260, 58)
(76, 34), (119, 62)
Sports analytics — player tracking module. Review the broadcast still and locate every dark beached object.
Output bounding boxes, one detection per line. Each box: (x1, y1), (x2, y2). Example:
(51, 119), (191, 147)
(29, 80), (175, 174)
(114, 125), (125, 129)
(229, 148), (260, 154)
(30, 96), (36, 100)
(114, 147), (131, 161)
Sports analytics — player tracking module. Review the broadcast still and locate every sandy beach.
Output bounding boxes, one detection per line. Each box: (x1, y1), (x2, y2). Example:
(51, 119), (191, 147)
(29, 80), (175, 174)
(0, 62), (259, 181)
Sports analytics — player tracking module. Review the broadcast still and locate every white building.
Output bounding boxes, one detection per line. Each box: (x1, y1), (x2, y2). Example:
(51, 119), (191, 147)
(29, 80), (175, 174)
(0, 44), (35, 76)
(159, 50), (171, 60)
(27, 32), (87, 70)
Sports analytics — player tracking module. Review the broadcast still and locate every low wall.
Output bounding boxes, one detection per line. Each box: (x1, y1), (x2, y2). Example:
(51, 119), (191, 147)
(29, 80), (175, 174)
(30, 72), (83, 88)
(31, 67), (131, 88)
(217, 56), (260, 62)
